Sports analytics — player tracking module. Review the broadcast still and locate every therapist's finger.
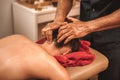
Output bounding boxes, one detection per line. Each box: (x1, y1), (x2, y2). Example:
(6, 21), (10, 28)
(47, 30), (53, 43)
(41, 28), (50, 37)
(58, 25), (69, 33)
(46, 31), (50, 43)
(57, 30), (72, 43)
(41, 28), (47, 37)
(46, 30), (52, 43)
(64, 35), (75, 44)
(57, 28), (69, 39)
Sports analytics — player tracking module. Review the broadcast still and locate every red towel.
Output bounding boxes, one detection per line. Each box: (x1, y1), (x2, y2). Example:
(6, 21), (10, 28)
(36, 39), (95, 67)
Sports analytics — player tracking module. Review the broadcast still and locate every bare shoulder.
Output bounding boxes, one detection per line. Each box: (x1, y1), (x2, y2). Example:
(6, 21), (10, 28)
(0, 34), (41, 53)
(0, 35), (33, 80)
(0, 34), (33, 45)
(0, 35), (50, 79)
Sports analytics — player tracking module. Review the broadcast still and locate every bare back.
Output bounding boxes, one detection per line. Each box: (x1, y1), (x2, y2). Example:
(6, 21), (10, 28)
(0, 35), (69, 80)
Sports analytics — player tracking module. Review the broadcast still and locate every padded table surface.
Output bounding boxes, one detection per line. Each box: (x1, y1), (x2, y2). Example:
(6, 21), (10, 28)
(66, 48), (109, 80)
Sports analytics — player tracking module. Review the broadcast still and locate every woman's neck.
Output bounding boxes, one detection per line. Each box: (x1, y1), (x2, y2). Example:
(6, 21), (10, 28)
(40, 41), (60, 56)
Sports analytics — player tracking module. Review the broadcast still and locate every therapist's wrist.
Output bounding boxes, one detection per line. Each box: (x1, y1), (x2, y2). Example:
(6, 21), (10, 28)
(86, 19), (105, 33)
(84, 21), (97, 33)
(54, 16), (66, 22)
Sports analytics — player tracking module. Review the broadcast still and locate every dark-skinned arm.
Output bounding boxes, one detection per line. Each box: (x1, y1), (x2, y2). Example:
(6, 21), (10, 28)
(54, 0), (73, 22)
(88, 9), (120, 32)
(41, 0), (73, 43)
(57, 9), (120, 44)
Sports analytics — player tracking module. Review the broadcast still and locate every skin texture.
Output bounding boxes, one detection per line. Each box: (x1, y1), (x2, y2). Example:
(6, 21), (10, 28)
(41, 0), (73, 43)
(41, 0), (120, 44)
(0, 35), (70, 80)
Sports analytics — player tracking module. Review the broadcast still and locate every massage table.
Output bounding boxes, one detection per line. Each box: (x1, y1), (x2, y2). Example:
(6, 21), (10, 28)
(67, 48), (109, 80)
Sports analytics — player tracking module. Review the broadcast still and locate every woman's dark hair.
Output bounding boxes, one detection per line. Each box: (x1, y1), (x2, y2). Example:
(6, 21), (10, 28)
(52, 29), (81, 52)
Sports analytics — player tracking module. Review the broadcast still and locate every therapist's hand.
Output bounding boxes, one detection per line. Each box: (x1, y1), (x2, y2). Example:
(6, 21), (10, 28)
(57, 17), (93, 44)
(41, 22), (67, 43)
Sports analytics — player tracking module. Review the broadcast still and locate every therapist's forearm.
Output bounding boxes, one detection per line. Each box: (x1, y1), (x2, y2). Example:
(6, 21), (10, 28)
(88, 9), (120, 32)
(54, 0), (73, 22)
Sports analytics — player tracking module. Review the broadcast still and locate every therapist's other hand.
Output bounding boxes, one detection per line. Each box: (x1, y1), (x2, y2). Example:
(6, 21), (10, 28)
(57, 17), (93, 44)
(41, 22), (67, 43)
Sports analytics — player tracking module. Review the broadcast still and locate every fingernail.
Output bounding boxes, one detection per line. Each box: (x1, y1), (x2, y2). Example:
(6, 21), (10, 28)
(57, 40), (59, 43)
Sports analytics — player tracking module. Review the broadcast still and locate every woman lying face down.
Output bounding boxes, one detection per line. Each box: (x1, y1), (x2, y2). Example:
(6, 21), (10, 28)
(0, 30), (80, 80)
